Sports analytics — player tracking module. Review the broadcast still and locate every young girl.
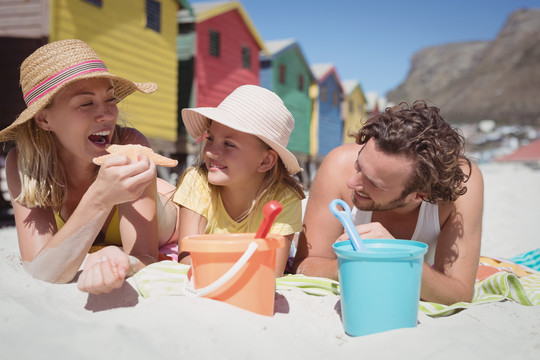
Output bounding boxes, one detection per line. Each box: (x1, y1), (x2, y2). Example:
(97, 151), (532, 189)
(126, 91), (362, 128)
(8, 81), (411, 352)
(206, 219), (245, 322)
(0, 39), (179, 294)
(173, 85), (305, 276)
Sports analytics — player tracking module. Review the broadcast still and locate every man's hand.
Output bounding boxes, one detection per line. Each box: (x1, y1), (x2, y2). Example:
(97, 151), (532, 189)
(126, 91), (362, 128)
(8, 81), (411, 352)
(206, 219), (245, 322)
(336, 222), (395, 242)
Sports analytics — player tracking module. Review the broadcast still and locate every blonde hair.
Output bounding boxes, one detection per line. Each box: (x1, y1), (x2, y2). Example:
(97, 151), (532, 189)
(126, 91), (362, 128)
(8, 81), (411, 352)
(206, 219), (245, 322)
(14, 119), (122, 212)
(195, 135), (305, 228)
(14, 121), (65, 212)
(250, 156), (305, 223)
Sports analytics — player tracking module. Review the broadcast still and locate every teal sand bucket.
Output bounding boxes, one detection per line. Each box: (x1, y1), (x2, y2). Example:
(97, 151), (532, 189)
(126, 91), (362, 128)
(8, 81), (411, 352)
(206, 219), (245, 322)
(333, 239), (428, 336)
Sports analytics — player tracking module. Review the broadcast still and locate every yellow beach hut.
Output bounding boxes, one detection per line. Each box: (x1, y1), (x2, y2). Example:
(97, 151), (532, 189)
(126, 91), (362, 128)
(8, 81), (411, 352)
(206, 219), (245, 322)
(0, 0), (192, 157)
(341, 80), (368, 144)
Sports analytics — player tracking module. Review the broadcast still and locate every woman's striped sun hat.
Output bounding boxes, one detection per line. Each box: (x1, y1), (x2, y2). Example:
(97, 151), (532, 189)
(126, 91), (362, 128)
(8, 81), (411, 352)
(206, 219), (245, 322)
(0, 39), (157, 142)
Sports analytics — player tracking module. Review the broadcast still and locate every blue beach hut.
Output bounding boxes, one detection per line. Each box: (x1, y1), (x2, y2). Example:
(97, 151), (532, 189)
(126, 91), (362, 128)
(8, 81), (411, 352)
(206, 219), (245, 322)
(311, 63), (344, 158)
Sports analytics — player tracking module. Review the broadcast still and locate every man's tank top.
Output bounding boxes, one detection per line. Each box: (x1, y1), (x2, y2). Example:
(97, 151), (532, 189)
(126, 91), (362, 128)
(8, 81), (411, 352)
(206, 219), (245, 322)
(351, 201), (440, 265)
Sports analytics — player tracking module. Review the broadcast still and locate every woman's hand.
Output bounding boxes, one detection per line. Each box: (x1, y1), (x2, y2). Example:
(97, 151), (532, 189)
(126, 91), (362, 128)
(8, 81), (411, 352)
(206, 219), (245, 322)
(91, 154), (157, 209)
(77, 246), (130, 294)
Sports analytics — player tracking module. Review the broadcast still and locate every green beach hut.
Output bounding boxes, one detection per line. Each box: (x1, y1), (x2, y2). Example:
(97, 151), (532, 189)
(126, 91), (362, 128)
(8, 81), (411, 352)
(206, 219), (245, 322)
(260, 39), (316, 185)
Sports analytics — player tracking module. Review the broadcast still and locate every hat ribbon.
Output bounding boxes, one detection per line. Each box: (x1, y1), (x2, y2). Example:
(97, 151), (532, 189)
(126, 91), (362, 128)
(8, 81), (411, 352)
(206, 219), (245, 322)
(24, 60), (108, 106)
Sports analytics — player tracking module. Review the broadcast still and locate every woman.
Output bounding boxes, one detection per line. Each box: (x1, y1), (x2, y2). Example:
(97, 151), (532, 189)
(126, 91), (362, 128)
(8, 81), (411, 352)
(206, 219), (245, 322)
(0, 39), (179, 294)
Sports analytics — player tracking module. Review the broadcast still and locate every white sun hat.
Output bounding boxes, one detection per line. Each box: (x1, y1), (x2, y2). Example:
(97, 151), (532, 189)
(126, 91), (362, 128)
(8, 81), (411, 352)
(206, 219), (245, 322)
(181, 84), (302, 175)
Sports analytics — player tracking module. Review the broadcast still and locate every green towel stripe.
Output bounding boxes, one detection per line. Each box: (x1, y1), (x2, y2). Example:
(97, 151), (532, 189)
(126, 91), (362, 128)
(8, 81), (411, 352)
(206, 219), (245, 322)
(518, 274), (540, 304)
(507, 274), (531, 305)
(419, 272), (538, 316)
(277, 274), (339, 286)
(140, 278), (185, 285)
(277, 285), (337, 296)
(276, 275), (340, 295)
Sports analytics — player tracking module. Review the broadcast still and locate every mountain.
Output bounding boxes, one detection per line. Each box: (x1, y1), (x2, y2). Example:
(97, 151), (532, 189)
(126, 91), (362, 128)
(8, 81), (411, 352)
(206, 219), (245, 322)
(387, 9), (540, 126)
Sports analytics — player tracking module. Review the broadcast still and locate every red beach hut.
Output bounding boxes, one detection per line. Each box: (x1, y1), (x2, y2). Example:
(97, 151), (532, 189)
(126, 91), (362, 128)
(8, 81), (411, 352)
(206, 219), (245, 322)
(178, 1), (267, 109)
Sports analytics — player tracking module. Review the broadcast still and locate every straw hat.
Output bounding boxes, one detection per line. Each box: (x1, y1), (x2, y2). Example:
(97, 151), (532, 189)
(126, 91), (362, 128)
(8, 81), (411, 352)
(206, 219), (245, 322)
(181, 85), (302, 175)
(0, 39), (157, 142)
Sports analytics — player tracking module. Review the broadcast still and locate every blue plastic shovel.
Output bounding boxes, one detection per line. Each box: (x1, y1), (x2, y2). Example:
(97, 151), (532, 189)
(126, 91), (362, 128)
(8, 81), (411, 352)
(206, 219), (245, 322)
(329, 199), (370, 252)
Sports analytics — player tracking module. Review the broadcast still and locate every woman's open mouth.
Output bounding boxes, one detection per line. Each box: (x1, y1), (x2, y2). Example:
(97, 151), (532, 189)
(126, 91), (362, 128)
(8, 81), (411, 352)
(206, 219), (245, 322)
(88, 130), (110, 146)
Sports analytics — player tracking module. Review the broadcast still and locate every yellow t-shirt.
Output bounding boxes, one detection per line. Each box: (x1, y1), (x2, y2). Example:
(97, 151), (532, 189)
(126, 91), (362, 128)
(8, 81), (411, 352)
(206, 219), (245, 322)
(173, 167), (302, 235)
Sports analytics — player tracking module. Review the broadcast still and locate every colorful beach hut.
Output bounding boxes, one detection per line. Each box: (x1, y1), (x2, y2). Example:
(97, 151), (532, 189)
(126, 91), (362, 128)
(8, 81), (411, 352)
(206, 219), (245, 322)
(341, 80), (368, 144)
(310, 63), (344, 159)
(177, 1), (266, 110)
(260, 39), (315, 182)
(0, 0), (191, 156)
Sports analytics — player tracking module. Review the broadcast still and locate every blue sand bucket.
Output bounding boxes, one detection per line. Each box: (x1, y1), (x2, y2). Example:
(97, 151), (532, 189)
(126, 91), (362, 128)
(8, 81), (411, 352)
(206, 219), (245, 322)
(333, 239), (428, 336)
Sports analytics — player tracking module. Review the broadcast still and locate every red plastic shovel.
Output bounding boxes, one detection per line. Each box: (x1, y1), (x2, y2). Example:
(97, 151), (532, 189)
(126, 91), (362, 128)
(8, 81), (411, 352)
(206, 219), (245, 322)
(255, 200), (283, 239)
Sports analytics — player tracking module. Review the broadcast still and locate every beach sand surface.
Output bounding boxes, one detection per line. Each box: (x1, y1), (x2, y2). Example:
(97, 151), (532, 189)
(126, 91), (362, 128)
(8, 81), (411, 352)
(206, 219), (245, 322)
(1, 162), (539, 359)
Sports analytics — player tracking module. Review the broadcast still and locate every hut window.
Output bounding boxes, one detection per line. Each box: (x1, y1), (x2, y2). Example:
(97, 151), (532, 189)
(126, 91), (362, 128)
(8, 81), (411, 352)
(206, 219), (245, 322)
(83, 0), (102, 6)
(279, 64), (286, 84)
(146, 0), (161, 32)
(333, 91), (339, 107)
(209, 30), (220, 57)
(242, 46), (251, 69)
(298, 74), (304, 91)
(321, 85), (327, 102)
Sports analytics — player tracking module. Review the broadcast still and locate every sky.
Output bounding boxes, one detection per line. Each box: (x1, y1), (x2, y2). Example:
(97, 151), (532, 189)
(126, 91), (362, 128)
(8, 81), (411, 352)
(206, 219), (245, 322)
(238, 0), (540, 97)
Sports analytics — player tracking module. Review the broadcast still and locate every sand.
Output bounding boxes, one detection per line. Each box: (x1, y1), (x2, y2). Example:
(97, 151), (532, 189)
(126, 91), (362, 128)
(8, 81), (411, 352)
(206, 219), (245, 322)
(1, 162), (539, 359)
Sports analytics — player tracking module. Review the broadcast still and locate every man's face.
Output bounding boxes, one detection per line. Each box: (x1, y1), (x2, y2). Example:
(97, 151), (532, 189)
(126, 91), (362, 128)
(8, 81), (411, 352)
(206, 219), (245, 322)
(346, 140), (417, 211)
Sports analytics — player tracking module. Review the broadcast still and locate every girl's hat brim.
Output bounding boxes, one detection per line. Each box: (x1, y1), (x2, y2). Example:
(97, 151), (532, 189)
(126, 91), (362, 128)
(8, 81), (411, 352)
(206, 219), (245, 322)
(182, 106), (302, 175)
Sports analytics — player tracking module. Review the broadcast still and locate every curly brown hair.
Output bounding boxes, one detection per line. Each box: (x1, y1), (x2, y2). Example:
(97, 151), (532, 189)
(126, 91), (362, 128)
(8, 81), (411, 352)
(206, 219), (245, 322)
(356, 100), (471, 203)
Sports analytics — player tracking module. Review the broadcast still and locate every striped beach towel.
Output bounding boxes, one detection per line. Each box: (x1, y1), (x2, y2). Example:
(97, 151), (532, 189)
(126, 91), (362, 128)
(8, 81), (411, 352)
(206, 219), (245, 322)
(133, 261), (341, 297)
(275, 271), (540, 316)
(135, 261), (189, 297)
(510, 248), (540, 272)
(133, 261), (540, 317)
(419, 272), (540, 316)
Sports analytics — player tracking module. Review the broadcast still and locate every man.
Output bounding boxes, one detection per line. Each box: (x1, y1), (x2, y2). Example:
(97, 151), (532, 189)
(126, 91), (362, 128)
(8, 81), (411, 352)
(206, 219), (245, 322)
(293, 101), (483, 305)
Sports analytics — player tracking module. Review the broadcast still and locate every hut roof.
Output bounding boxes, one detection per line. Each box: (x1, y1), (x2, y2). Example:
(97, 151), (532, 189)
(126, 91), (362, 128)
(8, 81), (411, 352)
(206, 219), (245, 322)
(311, 63), (343, 93)
(342, 79), (367, 103)
(180, 1), (266, 53)
(264, 38), (297, 56)
(261, 39), (314, 81)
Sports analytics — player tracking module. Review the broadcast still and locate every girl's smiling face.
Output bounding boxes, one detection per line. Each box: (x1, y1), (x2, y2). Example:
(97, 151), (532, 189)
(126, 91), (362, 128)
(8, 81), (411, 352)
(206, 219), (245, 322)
(36, 78), (118, 164)
(203, 121), (270, 189)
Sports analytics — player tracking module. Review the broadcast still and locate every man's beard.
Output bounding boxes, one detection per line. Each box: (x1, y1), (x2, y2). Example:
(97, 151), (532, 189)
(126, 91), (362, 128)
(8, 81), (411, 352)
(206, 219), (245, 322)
(351, 192), (409, 212)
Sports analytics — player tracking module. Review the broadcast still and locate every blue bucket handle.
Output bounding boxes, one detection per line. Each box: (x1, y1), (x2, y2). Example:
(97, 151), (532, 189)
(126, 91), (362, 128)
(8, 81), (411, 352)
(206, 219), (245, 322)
(329, 199), (370, 252)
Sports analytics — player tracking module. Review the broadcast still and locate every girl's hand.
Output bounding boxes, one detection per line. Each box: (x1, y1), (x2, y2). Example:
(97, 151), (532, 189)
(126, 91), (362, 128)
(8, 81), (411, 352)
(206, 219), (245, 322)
(336, 222), (395, 242)
(92, 154), (157, 208)
(77, 246), (130, 294)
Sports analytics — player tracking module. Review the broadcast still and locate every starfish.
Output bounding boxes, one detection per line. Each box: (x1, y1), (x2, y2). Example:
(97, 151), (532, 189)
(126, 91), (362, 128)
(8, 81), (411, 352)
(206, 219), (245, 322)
(93, 144), (178, 167)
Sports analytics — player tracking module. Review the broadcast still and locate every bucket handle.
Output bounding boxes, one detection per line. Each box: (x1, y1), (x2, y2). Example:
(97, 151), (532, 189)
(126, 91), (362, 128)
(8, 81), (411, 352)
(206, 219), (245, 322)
(184, 241), (259, 297)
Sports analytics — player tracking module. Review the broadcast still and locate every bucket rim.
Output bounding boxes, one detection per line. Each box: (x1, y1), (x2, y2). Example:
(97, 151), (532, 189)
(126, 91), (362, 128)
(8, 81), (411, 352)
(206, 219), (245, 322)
(181, 233), (285, 253)
(333, 239), (428, 259)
